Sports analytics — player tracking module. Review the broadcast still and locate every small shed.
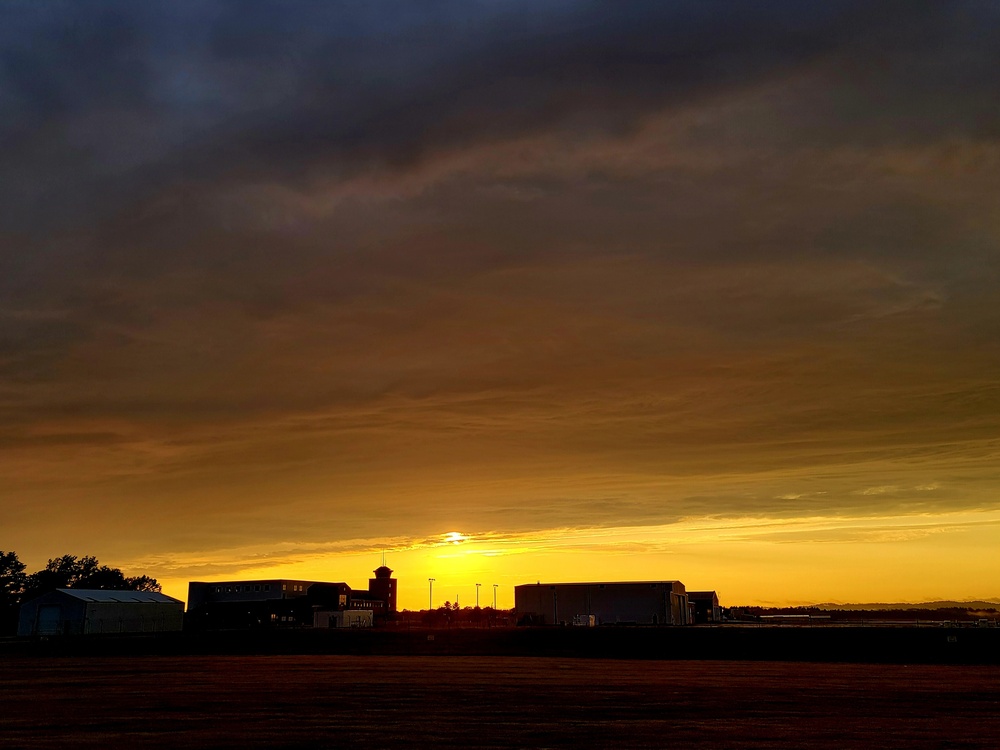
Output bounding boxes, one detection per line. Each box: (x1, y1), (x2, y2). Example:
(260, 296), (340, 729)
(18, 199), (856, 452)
(17, 589), (184, 636)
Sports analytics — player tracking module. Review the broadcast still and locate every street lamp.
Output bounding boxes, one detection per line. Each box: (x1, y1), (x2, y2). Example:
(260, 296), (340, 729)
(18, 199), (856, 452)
(493, 583), (498, 610)
(428, 578), (435, 610)
(476, 583), (481, 608)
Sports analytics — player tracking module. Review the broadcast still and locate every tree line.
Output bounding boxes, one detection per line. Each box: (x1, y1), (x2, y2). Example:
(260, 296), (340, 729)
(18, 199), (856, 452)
(0, 551), (160, 635)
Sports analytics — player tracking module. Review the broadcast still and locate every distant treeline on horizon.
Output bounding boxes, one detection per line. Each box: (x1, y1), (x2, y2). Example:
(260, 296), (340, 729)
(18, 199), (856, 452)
(813, 601), (998, 611)
(731, 602), (999, 621)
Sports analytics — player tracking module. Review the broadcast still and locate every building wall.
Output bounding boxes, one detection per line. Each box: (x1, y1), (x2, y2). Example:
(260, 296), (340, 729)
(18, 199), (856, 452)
(82, 602), (184, 634)
(314, 609), (374, 629)
(348, 595), (386, 615)
(689, 591), (722, 623)
(187, 580), (321, 610)
(18, 592), (183, 636)
(18, 594), (86, 636)
(515, 582), (690, 626)
(307, 583), (352, 610)
(185, 597), (316, 630)
(368, 576), (397, 613)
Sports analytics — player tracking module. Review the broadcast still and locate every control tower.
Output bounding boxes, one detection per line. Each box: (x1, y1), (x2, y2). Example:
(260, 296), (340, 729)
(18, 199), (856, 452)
(368, 564), (397, 613)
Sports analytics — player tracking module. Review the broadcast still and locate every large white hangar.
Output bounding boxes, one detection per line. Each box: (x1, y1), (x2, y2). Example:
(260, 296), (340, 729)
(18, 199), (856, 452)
(17, 589), (184, 636)
(515, 581), (691, 626)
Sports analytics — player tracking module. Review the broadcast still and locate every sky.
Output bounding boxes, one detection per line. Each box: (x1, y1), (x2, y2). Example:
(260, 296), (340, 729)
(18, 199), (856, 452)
(2, 1), (999, 610)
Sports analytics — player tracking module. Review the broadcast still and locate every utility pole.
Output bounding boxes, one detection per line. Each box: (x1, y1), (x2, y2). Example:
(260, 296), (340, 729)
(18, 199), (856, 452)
(428, 578), (435, 610)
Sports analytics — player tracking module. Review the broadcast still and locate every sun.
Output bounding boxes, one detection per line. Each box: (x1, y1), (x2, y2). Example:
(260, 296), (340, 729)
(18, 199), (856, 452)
(443, 532), (468, 545)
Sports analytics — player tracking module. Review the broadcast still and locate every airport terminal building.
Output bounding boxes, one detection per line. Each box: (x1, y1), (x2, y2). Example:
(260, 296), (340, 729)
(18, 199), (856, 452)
(186, 566), (397, 630)
(515, 581), (691, 626)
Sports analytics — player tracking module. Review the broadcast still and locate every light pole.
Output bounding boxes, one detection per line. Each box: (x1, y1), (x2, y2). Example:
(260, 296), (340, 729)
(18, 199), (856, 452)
(476, 583), (481, 608)
(493, 584), (498, 610)
(428, 578), (435, 611)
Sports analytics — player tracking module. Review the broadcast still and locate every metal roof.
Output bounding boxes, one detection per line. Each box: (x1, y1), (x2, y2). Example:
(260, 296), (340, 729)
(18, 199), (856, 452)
(56, 588), (182, 604)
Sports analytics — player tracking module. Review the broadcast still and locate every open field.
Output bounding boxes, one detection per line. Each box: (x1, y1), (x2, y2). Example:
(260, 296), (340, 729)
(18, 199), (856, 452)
(3, 624), (999, 663)
(1, 656), (998, 748)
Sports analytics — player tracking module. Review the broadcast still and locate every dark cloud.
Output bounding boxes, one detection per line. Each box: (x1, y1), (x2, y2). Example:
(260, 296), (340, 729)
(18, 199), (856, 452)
(4, 1), (996, 232)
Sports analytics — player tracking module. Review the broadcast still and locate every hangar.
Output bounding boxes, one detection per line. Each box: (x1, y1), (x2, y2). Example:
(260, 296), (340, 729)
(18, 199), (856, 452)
(515, 581), (691, 626)
(17, 589), (184, 636)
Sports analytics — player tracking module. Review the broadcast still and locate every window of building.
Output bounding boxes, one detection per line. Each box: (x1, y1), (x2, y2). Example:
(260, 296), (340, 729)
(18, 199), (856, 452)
(264, 585), (270, 591)
(254, 585), (260, 592)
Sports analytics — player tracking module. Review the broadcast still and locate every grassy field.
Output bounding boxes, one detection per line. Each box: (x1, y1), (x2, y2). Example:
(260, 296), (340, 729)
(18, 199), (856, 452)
(5, 623), (999, 663)
(2, 656), (998, 748)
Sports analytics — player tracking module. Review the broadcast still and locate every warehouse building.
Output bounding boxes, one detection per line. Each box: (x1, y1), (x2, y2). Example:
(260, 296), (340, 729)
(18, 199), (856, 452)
(17, 589), (184, 636)
(515, 581), (691, 626)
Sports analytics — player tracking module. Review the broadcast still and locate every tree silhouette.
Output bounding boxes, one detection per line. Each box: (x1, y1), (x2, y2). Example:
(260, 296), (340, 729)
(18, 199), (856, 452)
(21, 554), (161, 602)
(0, 551), (26, 634)
(0, 551), (25, 602)
(124, 575), (161, 592)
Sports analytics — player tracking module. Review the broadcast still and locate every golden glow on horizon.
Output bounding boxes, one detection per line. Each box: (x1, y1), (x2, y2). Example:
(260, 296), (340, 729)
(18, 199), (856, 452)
(146, 508), (1000, 610)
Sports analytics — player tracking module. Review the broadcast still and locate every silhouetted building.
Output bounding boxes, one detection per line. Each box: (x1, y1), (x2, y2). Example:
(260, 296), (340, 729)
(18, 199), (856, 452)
(515, 581), (691, 626)
(688, 590), (722, 623)
(307, 582), (353, 610)
(18, 589), (184, 636)
(186, 579), (340, 630)
(186, 568), (397, 630)
(368, 565), (397, 613)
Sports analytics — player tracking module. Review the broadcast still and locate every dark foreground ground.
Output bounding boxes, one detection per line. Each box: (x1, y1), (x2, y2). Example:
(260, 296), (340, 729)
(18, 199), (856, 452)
(1, 655), (998, 749)
(4, 624), (999, 663)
